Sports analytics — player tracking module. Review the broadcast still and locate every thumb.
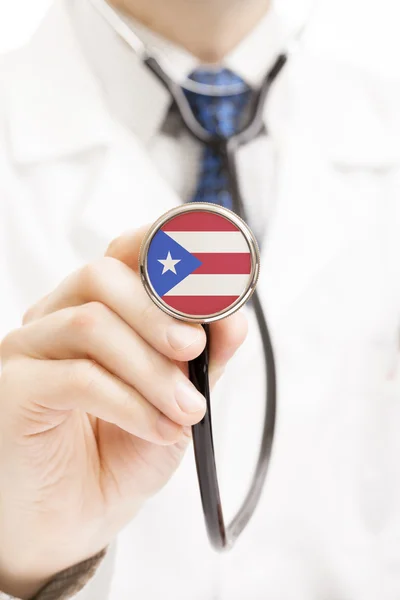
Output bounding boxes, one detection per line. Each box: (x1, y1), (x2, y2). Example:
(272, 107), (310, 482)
(105, 225), (150, 271)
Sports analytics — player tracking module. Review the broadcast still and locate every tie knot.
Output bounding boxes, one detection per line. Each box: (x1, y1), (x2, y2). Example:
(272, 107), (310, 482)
(183, 68), (251, 138)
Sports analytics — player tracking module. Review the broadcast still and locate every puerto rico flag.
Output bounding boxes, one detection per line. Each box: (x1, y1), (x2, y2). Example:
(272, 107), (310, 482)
(146, 210), (252, 317)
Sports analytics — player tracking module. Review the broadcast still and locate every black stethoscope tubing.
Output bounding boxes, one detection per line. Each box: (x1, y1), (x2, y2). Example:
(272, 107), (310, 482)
(145, 53), (287, 550)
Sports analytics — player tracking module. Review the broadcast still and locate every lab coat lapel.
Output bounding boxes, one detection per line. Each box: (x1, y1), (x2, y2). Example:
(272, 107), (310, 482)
(258, 133), (351, 323)
(3, 0), (181, 259)
(5, 1), (113, 164)
(74, 137), (182, 256)
(256, 53), (400, 323)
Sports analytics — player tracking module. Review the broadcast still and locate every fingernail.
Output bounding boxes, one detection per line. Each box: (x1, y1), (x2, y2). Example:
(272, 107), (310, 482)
(167, 324), (200, 351)
(157, 414), (183, 442)
(175, 380), (206, 414)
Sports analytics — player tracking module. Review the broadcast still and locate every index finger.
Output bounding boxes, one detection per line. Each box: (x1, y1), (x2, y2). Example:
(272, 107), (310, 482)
(24, 228), (206, 362)
(23, 227), (149, 325)
(105, 225), (150, 271)
(107, 228), (248, 385)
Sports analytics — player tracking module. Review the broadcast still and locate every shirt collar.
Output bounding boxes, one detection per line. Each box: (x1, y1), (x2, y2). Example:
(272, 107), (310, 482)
(4, 0), (315, 164)
(70, 0), (310, 145)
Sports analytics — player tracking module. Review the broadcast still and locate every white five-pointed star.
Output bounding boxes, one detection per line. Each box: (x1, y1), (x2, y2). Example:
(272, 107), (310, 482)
(158, 251), (181, 275)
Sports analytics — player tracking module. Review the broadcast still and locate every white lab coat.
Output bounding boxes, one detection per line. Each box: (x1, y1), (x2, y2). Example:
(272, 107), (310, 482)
(1, 2), (400, 599)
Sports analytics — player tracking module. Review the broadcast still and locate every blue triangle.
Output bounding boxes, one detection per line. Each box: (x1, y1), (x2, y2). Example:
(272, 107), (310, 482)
(147, 230), (202, 297)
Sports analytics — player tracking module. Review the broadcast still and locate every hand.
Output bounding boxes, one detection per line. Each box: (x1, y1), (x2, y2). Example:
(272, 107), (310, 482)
(0, 227), (247, 599)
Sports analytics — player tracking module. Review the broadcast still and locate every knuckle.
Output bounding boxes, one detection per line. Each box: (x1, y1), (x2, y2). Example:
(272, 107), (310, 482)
(0, 327), (22, 358)
(100, 255), (122, 271)
(67, 301), (109, 336)
(69, 359), (104, 395)
(78, 257), (122, 298)
(78, 260), (106, 296)
(105, 236), (123, 257)
(105, 229), (145, 268)
(118, 385), (138, 414)
(22, 304), (37, 325)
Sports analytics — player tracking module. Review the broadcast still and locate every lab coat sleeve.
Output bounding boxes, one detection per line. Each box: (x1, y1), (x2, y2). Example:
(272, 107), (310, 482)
(0, 549), (107, 600)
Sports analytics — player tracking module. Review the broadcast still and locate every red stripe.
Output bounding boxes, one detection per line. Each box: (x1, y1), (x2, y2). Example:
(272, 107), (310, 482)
(192, 253), (251, 274)
(162, 212), (239, 232)
(162, 296), (239, 315)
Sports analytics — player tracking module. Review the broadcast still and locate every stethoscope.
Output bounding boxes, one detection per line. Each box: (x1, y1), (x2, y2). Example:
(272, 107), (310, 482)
(89, 0), (312, 551)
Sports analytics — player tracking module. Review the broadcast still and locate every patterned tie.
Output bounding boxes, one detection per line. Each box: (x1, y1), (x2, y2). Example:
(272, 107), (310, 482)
(183, 69), (251, 209)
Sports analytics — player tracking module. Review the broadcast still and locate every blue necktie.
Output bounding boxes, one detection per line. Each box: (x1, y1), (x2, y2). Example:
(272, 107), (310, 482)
(183, 69), (251, 209)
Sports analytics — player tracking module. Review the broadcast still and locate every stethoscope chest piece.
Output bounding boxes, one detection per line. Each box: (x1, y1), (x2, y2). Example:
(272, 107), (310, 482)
(139, 202), (260, 324)
(139, 203), (268, 551)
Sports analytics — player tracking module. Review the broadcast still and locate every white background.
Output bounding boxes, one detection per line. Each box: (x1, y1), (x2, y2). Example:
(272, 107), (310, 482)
(0, 0), (399, 78)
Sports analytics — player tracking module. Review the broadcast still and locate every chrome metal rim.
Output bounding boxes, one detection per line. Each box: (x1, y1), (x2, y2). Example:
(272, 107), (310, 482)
(139, 203), (260, 324)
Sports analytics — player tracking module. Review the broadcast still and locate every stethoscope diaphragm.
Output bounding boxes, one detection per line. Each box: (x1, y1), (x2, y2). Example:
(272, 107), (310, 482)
(139, 203), (260, 324)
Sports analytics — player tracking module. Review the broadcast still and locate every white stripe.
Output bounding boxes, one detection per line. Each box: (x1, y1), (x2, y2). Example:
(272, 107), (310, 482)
(165, 231), (249, 254)
(165, 274), (249, 296)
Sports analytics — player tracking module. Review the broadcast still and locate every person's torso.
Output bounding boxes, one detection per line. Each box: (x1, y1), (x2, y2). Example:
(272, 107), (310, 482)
(1, 3), (400, 599)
